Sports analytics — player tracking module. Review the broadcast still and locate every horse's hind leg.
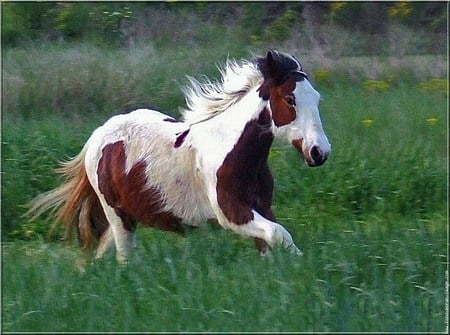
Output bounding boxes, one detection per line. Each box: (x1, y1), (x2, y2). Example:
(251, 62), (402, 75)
(100, 203), (135, 264)
(95, 225), (137, 259)
(95, 226), (114, 259)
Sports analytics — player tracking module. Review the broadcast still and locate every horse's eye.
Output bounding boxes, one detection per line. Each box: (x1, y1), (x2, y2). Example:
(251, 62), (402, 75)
(285, 94), (296, 106)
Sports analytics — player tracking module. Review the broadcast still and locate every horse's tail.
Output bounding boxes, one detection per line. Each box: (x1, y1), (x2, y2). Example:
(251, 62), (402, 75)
(25, 144), (109, 250)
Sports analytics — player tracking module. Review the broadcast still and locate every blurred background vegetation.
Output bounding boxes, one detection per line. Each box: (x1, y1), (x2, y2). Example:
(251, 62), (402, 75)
(2, 2), (447, 51)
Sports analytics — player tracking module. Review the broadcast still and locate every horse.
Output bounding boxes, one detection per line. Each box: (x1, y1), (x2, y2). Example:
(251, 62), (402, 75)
(26, 50), (331, 263)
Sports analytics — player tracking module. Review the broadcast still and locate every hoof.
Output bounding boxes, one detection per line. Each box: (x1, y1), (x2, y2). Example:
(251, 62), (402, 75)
(290, 244), (303, 256)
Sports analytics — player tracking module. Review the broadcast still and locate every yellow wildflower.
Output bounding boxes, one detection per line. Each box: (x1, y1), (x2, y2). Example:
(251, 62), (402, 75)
(331, 2), (347, 12)
(417, 78), (448, 97)
(313, 69), (330, 84)
(362, 119), (375, 127)
(364, 79), (390, 93)
(425, 118), (438, 126)
(389, 1), (411, 17)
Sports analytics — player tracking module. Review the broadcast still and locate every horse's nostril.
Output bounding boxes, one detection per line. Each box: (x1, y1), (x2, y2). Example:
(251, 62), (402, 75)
(310, 146), (322, 164)
(309, 146), (328, 166)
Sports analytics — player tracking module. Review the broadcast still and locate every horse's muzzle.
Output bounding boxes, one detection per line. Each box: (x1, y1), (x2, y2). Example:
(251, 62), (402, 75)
(292, 139), (329, 167)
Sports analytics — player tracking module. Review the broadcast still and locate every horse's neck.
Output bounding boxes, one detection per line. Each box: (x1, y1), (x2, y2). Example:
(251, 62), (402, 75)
(216, 88), (267, 130)
(189, 88), (270, 160)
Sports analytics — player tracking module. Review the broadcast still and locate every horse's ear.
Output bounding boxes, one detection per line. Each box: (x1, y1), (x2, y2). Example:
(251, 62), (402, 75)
(256, 49), (279, 99)
(266, 49), (280, 72)
(267, 50), (275, 67)
(258, 49), (278, 80)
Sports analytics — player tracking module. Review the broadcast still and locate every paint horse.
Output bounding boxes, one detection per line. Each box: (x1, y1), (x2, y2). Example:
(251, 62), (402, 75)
(27, 50), (331, 263)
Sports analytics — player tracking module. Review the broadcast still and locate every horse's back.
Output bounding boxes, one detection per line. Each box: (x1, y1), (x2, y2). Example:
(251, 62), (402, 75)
(91, 109), (183, 143)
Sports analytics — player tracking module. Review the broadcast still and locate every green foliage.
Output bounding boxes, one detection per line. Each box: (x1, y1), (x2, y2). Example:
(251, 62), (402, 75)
(399, 2), (447, 32)
(2, 2), (446, 48)
(1, 41), (250, 121)
(328, 2), (389, 34)
(54, 3), (91, 39)
(54, 3), (133, 44)
(1, 2), (54, 45)
(1, 3), (30, 45)
(239, 3), (271, 42)
(237, 3), (302, 44)
(1, 2), (133, 46)
(265, 7), (300, 41)
(363, 79), (390, 93)
(269, 80), (447, 221)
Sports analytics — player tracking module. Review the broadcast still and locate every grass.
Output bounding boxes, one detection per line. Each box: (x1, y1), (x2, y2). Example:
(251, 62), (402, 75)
(1, 38), (448, 332)
(2, 214), (447, 332)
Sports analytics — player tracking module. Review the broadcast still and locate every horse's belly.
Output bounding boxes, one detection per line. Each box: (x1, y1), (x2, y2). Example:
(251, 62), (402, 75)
(164, 181), (214, 226)
(153, 160), (214, 226)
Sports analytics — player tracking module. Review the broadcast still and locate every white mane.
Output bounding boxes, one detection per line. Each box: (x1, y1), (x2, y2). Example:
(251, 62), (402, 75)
(181, 59), (263, 125)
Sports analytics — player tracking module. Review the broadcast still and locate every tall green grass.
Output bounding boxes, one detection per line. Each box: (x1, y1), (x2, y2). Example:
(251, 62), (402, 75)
(1, 40), (447, 332)
(2, 214), (447, 332)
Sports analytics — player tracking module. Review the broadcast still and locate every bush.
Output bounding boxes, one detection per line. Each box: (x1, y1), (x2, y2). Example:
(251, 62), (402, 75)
(1, 2), (54, 45)
(2, 2), (446, 50)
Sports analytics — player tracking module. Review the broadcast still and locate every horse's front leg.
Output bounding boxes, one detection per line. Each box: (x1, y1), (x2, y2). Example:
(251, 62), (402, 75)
(237, 210), (303, 256)
(253, 237), (270, 256)
(212, 205), (303, 256)
(203, 163), (302, 255)
(252, 207), (275, 256)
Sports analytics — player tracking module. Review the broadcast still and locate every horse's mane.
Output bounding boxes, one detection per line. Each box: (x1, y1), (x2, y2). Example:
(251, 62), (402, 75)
(181, 59), (263, 124)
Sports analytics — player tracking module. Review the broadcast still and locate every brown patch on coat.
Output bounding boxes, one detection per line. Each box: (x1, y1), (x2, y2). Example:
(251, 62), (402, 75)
(256, 50), (311, 127)
(97, 141), (183, 233)
(269, 76), (298, 127)
(216, 109), (275, 226)
(292, 138), (311, 163)
(163, 117), (180, 123)
(174, 128), (190, 148)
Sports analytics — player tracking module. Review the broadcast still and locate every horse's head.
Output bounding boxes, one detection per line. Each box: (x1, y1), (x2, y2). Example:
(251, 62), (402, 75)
(257, 50), (331, 167)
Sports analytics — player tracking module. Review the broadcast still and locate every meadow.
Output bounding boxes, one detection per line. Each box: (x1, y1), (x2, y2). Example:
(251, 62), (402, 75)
(1, 25), (448, 333)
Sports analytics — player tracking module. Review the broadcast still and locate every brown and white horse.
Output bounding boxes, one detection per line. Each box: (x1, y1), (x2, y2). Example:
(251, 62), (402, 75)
(27, 50), (331, 263)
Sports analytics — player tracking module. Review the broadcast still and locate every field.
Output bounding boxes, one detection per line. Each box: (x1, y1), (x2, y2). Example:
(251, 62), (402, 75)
(1, 33), (448, 332)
